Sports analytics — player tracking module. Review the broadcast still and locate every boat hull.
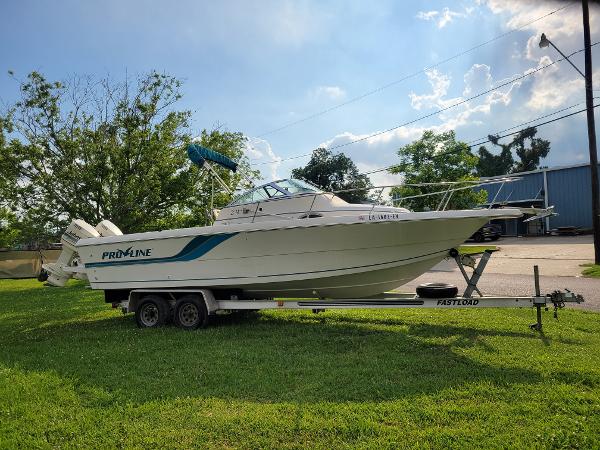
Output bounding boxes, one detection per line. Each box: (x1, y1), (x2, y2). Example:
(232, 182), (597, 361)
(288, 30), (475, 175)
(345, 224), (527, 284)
(78, 210), (517, 298)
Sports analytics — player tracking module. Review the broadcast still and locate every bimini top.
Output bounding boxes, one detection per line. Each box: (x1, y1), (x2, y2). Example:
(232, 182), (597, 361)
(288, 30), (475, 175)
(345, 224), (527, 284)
(188, 144), (238, 172)
(229, 179), (322, 206)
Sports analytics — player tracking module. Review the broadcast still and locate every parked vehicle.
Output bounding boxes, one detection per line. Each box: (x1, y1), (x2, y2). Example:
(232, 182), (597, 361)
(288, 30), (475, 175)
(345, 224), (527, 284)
(468, 224), (501, 242)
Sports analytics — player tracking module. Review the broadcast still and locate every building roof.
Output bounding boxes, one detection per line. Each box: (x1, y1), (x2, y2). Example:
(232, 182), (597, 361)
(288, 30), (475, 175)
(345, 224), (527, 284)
(481, 162), (598, 180)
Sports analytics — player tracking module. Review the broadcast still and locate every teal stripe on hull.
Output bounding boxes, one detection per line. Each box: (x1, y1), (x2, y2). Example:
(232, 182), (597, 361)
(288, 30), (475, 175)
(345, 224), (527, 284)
(85, 233), (236, 268)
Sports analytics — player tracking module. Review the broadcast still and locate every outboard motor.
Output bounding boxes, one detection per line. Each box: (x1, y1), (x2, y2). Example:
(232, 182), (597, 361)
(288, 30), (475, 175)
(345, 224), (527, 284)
(43, 219), (122, 286)
(95, 220), (123, 237)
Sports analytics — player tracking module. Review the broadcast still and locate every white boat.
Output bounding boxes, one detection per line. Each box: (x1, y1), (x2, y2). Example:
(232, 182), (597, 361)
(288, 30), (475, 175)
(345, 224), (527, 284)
(44, 150), (522, 298)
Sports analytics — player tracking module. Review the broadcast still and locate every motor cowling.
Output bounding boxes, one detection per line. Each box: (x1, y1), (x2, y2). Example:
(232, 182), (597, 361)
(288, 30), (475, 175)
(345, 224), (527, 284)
(95, 220), (123, 237)
(43, 220), (100, 286)
(43, 219), (125, 287)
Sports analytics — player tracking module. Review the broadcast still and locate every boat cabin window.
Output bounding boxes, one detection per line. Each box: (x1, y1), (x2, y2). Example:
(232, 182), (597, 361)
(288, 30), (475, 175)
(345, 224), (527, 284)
(228, 179), (322, 206)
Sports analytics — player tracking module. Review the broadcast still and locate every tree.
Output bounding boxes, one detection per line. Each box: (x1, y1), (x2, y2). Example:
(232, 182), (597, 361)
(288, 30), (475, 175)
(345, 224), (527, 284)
(0, 118), (18, 209)
(476, 127), (550, 176)
(291, 148), (373, 203)
(390, 130), (487, 211)
(510, 127), (550, 173)
(1, 71), (254, 239)
(476, 142), (514, 177)
(0, 208), (21, 249)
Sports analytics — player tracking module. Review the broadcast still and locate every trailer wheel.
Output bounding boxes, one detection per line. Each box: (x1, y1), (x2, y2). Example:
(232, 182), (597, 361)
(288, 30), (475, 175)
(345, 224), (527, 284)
(135, 295), (170, 328)
(174, 295), (208, 330)
(416, 283), (458, 298)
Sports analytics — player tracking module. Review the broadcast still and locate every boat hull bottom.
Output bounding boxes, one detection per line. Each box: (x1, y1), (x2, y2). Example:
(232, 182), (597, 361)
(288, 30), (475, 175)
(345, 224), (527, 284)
(213, 253), (447, 299)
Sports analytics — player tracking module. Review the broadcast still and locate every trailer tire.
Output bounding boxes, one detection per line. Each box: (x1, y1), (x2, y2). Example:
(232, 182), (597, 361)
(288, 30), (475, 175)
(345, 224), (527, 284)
(135, 295), (170, 328)
(174, 295), (208, 330)
(416, 283), (458, 299)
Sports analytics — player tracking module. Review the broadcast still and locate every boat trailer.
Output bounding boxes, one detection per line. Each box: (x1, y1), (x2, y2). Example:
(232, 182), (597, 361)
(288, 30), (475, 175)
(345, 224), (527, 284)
(116, 249), (584, 331)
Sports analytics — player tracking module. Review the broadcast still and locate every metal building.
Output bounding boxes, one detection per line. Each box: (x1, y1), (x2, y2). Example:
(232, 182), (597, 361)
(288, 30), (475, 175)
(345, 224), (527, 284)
(478, 162), (600, 236)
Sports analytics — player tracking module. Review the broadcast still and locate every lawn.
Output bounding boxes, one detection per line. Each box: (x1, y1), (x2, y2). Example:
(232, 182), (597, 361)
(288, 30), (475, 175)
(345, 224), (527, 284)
(1, 279), (599, 448)
(458, 245), (498, 255)
(581, 263), (600, 278)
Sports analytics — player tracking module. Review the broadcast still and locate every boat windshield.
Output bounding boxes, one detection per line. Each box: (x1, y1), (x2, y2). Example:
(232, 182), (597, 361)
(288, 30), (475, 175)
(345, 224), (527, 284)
(229, 179), (322, 206)
(275, 179), (322, 195)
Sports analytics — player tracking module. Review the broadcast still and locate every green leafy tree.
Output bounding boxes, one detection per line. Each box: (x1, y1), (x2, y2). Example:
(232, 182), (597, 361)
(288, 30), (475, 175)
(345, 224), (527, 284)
(291, 148), (373, 203)
(476, 127), (550, 176)
(476, 142), (514, 177)
(390, 130), (487, 211)
(1, 71), (254, 237)
(0, 118), (18, 209)
(0, 208), (21, 249)
(510, 127), (550, 173)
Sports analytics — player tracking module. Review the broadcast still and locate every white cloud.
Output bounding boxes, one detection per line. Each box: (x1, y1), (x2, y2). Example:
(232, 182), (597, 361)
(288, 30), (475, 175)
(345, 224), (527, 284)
(369, 170), (404, 189)
(356, 161), (404, 198)
(416, 6), (470, 28)
(408, 64), (521, 125)
(244, 137), (282, 181)
(315, 62), (529, 180)
(483, 0), (600, 111)
(314, 85), (347, 100)
(463, 64), (493, 96)
(416, 10), (439, 21)
(484, 1), (585, 61)
(438, 7), (465, 28)
(526, 56), (585, 110)
(319, 126), (424, 151)
(409, 69), (452, 110)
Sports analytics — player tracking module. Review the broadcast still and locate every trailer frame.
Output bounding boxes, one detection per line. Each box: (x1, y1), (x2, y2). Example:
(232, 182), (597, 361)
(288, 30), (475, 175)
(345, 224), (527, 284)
(115, 249), (584, 331)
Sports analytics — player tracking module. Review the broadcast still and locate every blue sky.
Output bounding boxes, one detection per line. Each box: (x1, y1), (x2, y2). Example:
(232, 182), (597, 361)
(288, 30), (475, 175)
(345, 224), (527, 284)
(1, 0), (599, 184)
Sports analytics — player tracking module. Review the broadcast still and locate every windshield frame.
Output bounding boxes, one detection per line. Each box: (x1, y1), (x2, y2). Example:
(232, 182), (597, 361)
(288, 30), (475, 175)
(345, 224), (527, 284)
(228, 179), (322, 206)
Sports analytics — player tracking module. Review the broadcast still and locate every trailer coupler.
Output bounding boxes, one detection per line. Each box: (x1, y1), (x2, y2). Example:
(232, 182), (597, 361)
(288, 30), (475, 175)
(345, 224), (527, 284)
(529, 264), (583, 330)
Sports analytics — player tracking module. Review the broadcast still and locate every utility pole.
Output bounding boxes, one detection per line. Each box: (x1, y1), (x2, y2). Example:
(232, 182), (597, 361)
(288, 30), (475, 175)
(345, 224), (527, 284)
(582, 0), (600, 264)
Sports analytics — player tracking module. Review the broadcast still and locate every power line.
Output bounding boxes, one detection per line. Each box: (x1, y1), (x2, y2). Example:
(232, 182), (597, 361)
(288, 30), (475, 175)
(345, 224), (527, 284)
(464, 100), (588, 145)
(254, 3), (572, 139)
(468, 104), (600, 148)
(253, 50), (577, 167)
(362, 102), (600, 177)
(253, 41), (598, 168)
(327, 46), (595, 152)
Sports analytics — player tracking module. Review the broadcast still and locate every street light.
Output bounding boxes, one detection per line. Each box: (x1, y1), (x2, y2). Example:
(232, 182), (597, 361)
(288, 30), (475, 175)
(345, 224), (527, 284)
(539, 1), (600, 265)
(538, 33), (585, 78)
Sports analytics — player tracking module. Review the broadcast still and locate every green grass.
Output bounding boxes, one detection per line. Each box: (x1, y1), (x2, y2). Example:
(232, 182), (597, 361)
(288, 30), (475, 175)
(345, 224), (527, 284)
(581, 263), (600, 278)
(1, 278), (599, 448)
(458, 245), (498, 255)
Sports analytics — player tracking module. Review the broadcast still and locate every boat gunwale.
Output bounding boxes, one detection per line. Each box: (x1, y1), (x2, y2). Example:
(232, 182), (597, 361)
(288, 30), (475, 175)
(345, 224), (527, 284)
(77, 208), (522, 247)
